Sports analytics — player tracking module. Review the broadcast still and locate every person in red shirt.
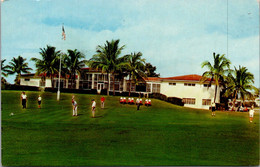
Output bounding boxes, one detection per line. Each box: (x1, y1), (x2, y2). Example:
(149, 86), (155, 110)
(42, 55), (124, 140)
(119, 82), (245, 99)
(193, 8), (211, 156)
(101, 96), (105, 109)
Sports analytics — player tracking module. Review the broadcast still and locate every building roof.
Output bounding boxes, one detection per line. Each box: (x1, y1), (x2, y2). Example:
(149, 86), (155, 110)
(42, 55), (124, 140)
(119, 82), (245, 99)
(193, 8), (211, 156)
(161, 74), (209, 81)
(145, 77), (161, 81)
(145, 74), (212, 82)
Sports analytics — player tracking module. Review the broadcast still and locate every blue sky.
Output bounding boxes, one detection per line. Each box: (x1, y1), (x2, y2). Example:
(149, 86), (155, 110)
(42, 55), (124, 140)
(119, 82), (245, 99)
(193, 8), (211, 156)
(1, 0), (259, 87)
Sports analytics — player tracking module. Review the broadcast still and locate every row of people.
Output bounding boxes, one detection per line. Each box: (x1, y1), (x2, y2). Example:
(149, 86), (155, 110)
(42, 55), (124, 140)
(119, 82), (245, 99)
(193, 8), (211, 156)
(119, 97), (152, 106)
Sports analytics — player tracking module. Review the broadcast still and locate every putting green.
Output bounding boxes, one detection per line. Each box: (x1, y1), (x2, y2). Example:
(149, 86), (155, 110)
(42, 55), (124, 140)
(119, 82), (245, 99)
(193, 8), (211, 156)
(1, 90), (259, 166)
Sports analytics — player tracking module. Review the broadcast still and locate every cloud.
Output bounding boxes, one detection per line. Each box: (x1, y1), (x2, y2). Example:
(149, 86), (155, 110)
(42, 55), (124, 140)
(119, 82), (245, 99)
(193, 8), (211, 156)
(2, 0), (259, 87)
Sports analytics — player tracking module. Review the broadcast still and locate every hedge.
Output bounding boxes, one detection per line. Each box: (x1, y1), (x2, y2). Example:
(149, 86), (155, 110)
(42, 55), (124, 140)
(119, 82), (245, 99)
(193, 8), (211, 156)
(2, 84), (39, 91)
(151, 93), (184, 106)
(44, 88), (98, 94)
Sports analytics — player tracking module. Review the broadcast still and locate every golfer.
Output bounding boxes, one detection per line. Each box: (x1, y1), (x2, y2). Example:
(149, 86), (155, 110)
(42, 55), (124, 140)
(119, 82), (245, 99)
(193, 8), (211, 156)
(21, 92), (27, 109)
(249, 105), (255, 123)
(136, 98), (140, 110)
(211, 101), (216, 116)
(101, 96), (105, 109)
(72, 99), (78, 116)
(38, 95), (42, 109)
(92, 99), (96, 118)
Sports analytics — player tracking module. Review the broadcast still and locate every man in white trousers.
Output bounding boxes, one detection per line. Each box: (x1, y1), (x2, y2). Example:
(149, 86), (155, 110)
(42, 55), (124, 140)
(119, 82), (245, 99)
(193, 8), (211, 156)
(91, 99), (96, 118)
(72, 99), (78, 116)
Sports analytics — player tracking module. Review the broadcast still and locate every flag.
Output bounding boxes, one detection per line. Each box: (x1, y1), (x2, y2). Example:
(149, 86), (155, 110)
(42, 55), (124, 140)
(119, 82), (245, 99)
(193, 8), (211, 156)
(62, 25), (66, 40)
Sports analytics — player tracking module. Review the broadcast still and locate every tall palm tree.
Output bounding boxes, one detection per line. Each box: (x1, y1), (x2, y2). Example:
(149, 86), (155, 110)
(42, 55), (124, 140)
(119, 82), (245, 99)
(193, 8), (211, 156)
(64, 49), (86, 88)
(125, 52), (146, 96)
(224, 66), (256, 107)
(1, 59), (9, 77)
(5, 56), (32, 85)
(1, 59), (9, 86)
(31, 45), (60, 88)
(201, 52), (231, 103)
(88, 39), (126, 95)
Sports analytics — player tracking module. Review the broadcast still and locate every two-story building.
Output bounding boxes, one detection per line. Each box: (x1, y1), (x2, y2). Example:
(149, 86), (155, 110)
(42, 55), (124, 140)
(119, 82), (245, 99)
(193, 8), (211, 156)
(20, 69), (219, 109)
(145, 74), (220, 109)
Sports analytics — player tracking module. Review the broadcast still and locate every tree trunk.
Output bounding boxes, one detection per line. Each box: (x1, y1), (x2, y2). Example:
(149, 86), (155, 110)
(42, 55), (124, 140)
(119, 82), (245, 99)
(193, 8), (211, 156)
(107, 72), (110, 96)
(73, 72), (76, 89)
(232, 90), (238, 111)
(128, 73), (132, 97)
(214, 84), (218, 103)
(70, 73), (73, 89)
(113, 73), (115, 96)
(16, 73), (21, 85)
(51, 74), (54, 90)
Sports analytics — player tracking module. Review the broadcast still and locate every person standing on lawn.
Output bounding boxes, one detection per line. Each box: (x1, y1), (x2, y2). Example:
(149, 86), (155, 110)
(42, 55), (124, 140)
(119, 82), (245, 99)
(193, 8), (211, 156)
(101, 96), (105, 109)
(38, 95), (42, 109)
(136, 98), (140, 110)
(72, 99), (78, 116)
(249, 105), (255, 123)
(21, 92), (27, 109)
(211, 101), (216, 116)
(91, 99), (96, 118)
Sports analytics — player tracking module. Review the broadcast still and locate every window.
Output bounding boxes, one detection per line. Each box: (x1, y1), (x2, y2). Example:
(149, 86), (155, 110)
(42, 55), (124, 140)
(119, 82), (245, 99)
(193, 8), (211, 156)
(126, 82), (135, 91)
(202, 99), (211, 105)
(39, 81), (45, 87)
(169, 82), (176, 86)
(82, 81), (92, 89)
(204, 84), (211, 87)
(184, 83), (195, 86)
(25, 78), (30, 81)
(146, 83), (151, 92)
(182, 98), (196, 104)
(152, 84), (160, 93)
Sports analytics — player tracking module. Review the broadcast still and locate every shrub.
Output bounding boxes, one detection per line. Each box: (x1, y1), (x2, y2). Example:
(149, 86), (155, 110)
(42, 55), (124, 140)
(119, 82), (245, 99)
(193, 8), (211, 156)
(167, 97), (184, 106)
(3, 84), (39, 91)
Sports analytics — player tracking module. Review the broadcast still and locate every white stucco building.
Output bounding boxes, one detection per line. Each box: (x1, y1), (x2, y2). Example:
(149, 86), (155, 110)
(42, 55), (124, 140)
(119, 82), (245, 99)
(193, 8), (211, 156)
(20, 70), (220, 109)
(145, 74), (220, 109)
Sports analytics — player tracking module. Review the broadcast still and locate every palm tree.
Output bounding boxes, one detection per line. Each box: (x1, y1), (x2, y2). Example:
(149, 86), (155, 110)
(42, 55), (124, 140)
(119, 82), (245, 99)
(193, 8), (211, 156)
(201, 52), (231, 103)
(125, 52), (146, 96)
(64, 49), (86, 88)
(224, 66), (256, 108)
(88, 39), (126, 95)
(145, 62), (160, 77)
(1, 59), (9, 77)
(5, 56), (32, 85)
(31, 45), (60, 88)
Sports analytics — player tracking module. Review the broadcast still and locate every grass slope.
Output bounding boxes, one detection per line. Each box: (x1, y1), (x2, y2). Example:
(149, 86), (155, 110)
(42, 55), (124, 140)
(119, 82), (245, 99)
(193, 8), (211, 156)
(1, 90), (259, 166)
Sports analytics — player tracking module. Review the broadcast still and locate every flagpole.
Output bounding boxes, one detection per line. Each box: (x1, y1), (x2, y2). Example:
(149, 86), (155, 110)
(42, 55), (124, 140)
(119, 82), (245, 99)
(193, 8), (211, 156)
(57, 53), (61, 101)
(57, 24), (65, 101)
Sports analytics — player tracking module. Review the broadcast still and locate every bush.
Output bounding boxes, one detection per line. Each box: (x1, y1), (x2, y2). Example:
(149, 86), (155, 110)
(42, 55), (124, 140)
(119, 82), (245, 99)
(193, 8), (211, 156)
(167, 97), (184, 106)
(45, 88), (97, 94)
(3, 84), (39, 91)
(151, 93), (167, 101)
(151, 93), (184, 106)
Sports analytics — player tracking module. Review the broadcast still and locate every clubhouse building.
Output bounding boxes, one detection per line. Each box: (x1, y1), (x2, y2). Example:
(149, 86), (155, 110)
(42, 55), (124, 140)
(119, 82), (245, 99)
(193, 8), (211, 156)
(20, 68), (220, 109)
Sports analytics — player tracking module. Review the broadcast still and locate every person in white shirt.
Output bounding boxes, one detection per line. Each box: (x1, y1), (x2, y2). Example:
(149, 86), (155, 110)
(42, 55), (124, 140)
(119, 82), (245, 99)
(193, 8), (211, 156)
(91, 99), (96, 118)
(38, 95), (42, 109)
(21, 92), (27, 109)
(72, 100), (78, 116)
(249, 105), (255, 123)
(136, 98), (140, 110)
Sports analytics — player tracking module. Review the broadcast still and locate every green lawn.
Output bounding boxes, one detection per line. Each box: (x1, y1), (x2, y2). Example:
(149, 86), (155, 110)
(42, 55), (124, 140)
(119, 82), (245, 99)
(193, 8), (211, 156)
(1, 90), (259, 166)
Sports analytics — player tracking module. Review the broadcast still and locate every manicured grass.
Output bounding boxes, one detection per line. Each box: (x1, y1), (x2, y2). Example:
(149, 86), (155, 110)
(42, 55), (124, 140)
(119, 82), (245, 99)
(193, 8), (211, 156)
(1, 90), (259, 166)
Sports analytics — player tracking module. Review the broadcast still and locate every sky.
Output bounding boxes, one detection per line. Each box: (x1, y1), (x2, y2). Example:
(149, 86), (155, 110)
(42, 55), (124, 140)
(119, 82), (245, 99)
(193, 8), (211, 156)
(1, 0), (259, 87)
